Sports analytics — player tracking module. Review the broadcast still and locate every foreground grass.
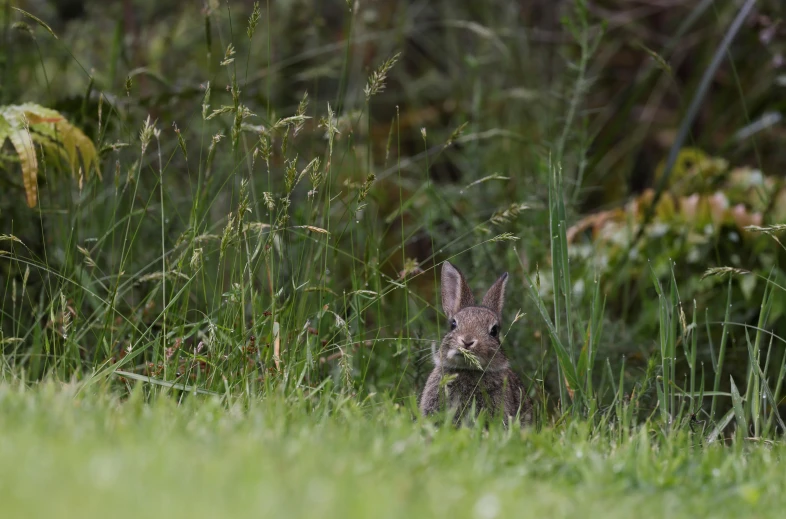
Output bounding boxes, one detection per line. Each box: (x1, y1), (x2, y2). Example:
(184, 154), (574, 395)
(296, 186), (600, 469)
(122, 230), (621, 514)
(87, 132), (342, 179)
(0, 383), (782, 519)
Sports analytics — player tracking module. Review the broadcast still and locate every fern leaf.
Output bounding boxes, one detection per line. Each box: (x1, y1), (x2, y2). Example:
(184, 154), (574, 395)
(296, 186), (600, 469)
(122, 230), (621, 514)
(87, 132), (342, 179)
(3, 111), (39, 207)
(21, 103), (100, 179)
(0, 103), (99, 207)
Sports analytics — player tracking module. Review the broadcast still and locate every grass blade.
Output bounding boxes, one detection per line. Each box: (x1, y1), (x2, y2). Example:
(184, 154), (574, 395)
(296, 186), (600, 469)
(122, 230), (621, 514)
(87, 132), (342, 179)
(114, 370), (219, 396)
(729, 376), (748, 438)
(706, 408), (735, 444)
(711, 277), (733, 420)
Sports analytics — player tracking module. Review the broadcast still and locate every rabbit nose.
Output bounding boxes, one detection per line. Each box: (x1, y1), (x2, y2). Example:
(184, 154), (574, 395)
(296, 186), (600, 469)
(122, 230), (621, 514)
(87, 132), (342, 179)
(462, 338), (476, 348)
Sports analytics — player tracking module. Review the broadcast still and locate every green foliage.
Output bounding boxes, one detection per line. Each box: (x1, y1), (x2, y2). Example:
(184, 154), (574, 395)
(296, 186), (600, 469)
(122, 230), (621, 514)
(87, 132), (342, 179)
(1, 3), (786, 518)
(0, 0), (785, 455)
(565, 147), (786, 327)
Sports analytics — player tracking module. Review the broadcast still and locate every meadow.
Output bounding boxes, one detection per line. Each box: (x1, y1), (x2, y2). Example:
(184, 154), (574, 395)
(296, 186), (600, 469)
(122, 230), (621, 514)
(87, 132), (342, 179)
(2, 382), (786, 519)
(1, 0), (786, 516)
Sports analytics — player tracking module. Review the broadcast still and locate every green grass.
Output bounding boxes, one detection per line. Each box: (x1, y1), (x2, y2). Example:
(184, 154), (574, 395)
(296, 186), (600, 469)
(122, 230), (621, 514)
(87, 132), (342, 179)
(0, 382), (783, 519)
(2, 1), (786, 516)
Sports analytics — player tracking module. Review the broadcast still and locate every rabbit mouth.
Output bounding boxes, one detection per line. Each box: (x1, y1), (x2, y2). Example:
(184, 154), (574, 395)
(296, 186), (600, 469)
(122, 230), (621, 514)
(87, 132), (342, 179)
(433, 344), (509, 372)
(435, 347), (484, 370)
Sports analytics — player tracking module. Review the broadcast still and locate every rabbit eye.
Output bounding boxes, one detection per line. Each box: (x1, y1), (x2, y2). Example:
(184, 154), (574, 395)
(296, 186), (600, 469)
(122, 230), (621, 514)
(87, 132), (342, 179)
(450, 318), (457, 331)
(489, 324), (499, 338)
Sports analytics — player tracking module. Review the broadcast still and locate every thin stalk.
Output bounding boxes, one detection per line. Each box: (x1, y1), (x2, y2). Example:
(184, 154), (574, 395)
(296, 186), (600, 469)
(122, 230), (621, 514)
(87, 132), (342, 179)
(157, 134), (166, 363)
(711, 277), (733, 420)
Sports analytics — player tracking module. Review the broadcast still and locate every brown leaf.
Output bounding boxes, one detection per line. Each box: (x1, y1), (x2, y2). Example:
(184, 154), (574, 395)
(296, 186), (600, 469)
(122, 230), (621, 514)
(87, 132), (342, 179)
(6, 123), (38, 207)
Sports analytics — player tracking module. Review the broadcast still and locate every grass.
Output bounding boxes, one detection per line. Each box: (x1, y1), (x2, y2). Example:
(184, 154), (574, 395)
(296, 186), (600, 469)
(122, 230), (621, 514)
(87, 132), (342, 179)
(2, 0), (786, 516)
(0, 382), (784, 519)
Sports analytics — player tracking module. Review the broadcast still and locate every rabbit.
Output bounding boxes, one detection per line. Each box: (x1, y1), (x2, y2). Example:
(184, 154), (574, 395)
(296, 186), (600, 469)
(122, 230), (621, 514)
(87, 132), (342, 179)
(419, 261), (532, 427)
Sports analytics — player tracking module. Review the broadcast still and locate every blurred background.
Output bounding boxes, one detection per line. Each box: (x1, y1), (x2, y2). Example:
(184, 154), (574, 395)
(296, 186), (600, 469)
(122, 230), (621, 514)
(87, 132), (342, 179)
(1, 0), (786, 417)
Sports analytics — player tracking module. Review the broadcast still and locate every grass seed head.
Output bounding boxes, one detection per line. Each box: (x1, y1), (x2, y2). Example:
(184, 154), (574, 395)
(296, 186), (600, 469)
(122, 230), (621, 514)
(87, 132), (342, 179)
(319, 103), (339, 147)
(745, 224), (786, 235)
(59, 292), (71, 340)
(457, 347), (483, 370)
(202, 82), (211, 120)
(263, 192), (276, 211)
(294, 92), (309, 136)
(220, 213), (236, 259)
(221, 43), (236, 66)
(364, 52), (401, 100)
(139, 115), (155, 154)
(701, 267), (750, 279)
(247, 2), (261, 40)
(491, 203), (530, 226)
(285, 156), (300, 193)
(190, 248), (203, 272)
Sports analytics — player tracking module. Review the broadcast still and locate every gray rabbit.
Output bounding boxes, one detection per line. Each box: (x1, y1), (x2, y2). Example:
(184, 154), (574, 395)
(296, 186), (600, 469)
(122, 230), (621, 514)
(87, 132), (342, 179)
(419, 261), (532, 427)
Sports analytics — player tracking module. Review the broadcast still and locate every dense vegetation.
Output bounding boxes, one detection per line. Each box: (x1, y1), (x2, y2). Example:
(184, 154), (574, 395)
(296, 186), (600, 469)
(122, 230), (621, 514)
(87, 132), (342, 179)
(1, 0), (786, 516)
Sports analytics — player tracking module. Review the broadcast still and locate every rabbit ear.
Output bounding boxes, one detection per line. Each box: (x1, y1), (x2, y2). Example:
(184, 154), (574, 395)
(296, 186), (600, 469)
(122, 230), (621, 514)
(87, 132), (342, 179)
(441, 261), (475, 317)
(482, 272), (508, 318)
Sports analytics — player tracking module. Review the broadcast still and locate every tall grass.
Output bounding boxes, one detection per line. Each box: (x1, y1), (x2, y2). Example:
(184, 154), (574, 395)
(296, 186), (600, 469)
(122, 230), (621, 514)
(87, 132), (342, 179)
(0, 0), (785, 446)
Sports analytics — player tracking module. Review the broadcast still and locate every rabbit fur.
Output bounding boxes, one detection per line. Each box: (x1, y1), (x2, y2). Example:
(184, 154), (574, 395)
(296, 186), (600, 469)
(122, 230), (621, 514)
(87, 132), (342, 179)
(419, 261), (532, 427)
